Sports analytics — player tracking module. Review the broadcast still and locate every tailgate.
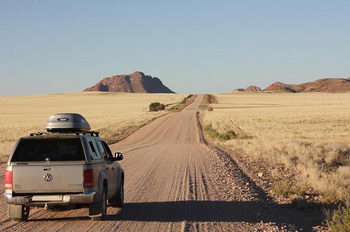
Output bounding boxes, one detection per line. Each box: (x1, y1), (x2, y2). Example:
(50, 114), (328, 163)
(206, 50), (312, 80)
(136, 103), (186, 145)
(12, 163), (84, 193)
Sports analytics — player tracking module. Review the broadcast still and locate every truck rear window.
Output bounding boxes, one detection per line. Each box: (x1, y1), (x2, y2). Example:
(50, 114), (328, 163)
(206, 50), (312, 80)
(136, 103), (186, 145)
(11, 138), (85, 162)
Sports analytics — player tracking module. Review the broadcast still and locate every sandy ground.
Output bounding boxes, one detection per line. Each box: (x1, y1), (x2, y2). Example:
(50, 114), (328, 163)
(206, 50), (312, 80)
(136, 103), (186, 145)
(0, 95), (325, 231)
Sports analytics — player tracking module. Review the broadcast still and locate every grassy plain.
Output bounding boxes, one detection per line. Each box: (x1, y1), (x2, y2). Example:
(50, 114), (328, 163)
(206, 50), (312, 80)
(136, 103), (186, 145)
(0, 92), (185, 160)
(202, 92), (350, 202)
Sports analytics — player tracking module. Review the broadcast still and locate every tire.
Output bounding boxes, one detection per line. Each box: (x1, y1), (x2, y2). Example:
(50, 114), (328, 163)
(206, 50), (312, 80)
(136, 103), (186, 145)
(9, 204), (30, 221)
(110, 180), (124, 208)
(89, 186), (107, 221)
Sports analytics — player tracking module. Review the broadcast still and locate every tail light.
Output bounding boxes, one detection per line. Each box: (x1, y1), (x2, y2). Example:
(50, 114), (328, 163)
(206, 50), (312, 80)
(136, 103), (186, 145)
(83, 169), (94, 188)
(5, 170), (13, 191)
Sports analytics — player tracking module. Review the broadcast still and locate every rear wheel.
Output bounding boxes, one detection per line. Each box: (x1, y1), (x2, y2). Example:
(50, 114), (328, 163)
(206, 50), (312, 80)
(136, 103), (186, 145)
(110, 179), (124, 208)
(9, 204), (30, 221)
(89, 186), (107, 221)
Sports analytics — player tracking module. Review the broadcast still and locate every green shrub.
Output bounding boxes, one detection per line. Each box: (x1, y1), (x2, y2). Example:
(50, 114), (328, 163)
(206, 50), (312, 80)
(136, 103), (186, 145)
(326, 201), (350, 232)
(204, 124), (237, 141)
(149, 102), (165, 112)
(199, 104), (209, 110)
(273, 180), (294, 198)
(219, 130), (236, 140)
(180, 94), (193, 104)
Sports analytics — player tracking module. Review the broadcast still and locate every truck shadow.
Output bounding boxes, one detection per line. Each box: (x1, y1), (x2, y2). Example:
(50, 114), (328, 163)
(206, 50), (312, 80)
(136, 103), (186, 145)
(28, 200), (326, 231)
(110, 200), (326, 231)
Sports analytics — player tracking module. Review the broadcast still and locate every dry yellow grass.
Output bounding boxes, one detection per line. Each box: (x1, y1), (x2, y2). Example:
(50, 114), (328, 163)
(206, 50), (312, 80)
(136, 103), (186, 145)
(203, 92), (350, 202)
(0, 92), (185, 161)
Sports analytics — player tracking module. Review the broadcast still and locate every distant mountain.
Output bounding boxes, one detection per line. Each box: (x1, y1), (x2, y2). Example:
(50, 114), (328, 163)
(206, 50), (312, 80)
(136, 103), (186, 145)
(264, 82), (297, 93)
(235, 77), (350, 93)
(245, 86), (261, 92)
(84, 71), (175, 93)
(264, 78), (350, 93)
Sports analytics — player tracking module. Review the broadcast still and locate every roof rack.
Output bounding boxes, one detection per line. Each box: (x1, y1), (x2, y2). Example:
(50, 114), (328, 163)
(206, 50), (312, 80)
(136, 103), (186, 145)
(29, 131), (100, 137)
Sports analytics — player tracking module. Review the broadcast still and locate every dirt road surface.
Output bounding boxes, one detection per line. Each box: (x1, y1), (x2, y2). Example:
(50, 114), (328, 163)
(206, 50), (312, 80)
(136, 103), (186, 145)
(0, 95), (324, 231)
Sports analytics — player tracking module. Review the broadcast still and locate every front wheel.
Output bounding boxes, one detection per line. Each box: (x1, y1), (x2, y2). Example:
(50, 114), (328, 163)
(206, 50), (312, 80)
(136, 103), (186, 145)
(9, 204), (30, 221)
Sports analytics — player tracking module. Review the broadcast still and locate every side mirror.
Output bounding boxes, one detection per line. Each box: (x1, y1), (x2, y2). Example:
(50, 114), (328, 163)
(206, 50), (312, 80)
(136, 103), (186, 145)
(114, 152), (123, 161)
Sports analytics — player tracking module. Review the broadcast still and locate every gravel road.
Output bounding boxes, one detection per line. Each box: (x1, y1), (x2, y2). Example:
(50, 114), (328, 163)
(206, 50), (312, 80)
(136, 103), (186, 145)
(0, 95), (325, 231)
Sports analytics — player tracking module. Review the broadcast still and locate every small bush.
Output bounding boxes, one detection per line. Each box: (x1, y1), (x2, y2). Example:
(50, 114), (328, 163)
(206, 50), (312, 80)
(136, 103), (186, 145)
(273, 180), (294, 198)
(273, 177), (310, 199)
(326, 201), (350, 232)
(292, 182), (309, 196)
(202, 94), (218, 104)
(170, 104), (182, 111)
(204, 124), (237, 141)
(199, 104), (209, 110)
(219, 130), (236, 140)
(181, 94), (194, 104)
(149, 102), (165, 112)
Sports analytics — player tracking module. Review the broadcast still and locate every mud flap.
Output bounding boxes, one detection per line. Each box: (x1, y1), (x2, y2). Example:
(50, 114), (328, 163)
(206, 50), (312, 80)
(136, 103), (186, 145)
(88, 201), (103, 217)
(9, 204), (30, 221)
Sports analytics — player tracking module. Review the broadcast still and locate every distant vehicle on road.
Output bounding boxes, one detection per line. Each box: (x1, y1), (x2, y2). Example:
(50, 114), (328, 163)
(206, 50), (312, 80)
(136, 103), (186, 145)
(4, 113), (124, 221)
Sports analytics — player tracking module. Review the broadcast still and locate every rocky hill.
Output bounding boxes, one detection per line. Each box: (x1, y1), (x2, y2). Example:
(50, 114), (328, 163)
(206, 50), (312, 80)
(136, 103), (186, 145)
(264, 78), (350, 93)
(245, 86), (261, 92)
(84, 71), (174, 93)
(236, 77), (350, 93)
(264, 82), (297, 93)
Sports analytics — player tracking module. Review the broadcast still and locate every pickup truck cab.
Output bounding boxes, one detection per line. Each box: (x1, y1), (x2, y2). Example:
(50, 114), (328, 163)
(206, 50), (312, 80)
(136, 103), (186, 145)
(4, 113), (124, 221)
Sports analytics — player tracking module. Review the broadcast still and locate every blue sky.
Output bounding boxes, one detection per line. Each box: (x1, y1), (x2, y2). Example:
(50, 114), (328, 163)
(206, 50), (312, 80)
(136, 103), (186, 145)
(1, 0), (350, 95)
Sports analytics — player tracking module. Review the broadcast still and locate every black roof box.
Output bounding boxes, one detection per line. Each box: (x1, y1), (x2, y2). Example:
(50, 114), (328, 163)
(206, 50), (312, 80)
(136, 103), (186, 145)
(46, 113), (91, 132)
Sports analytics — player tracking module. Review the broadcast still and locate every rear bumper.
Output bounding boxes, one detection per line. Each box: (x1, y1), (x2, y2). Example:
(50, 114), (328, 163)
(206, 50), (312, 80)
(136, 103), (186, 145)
(4, 190), (96, 206)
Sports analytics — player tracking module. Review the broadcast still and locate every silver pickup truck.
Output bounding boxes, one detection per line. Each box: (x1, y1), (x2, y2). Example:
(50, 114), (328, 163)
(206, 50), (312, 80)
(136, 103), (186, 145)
(4, 113), (124, 221)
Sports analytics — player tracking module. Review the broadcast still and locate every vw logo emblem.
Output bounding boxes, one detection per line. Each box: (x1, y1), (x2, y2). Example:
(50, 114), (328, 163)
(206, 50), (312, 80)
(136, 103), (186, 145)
(43, 173), (53, 182)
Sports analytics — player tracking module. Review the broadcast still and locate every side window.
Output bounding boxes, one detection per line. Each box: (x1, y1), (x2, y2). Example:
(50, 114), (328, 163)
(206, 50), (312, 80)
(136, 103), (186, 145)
(96, 140), (109, 161)
(101, 141), (113, 160)
(88, 140), (101, 160)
